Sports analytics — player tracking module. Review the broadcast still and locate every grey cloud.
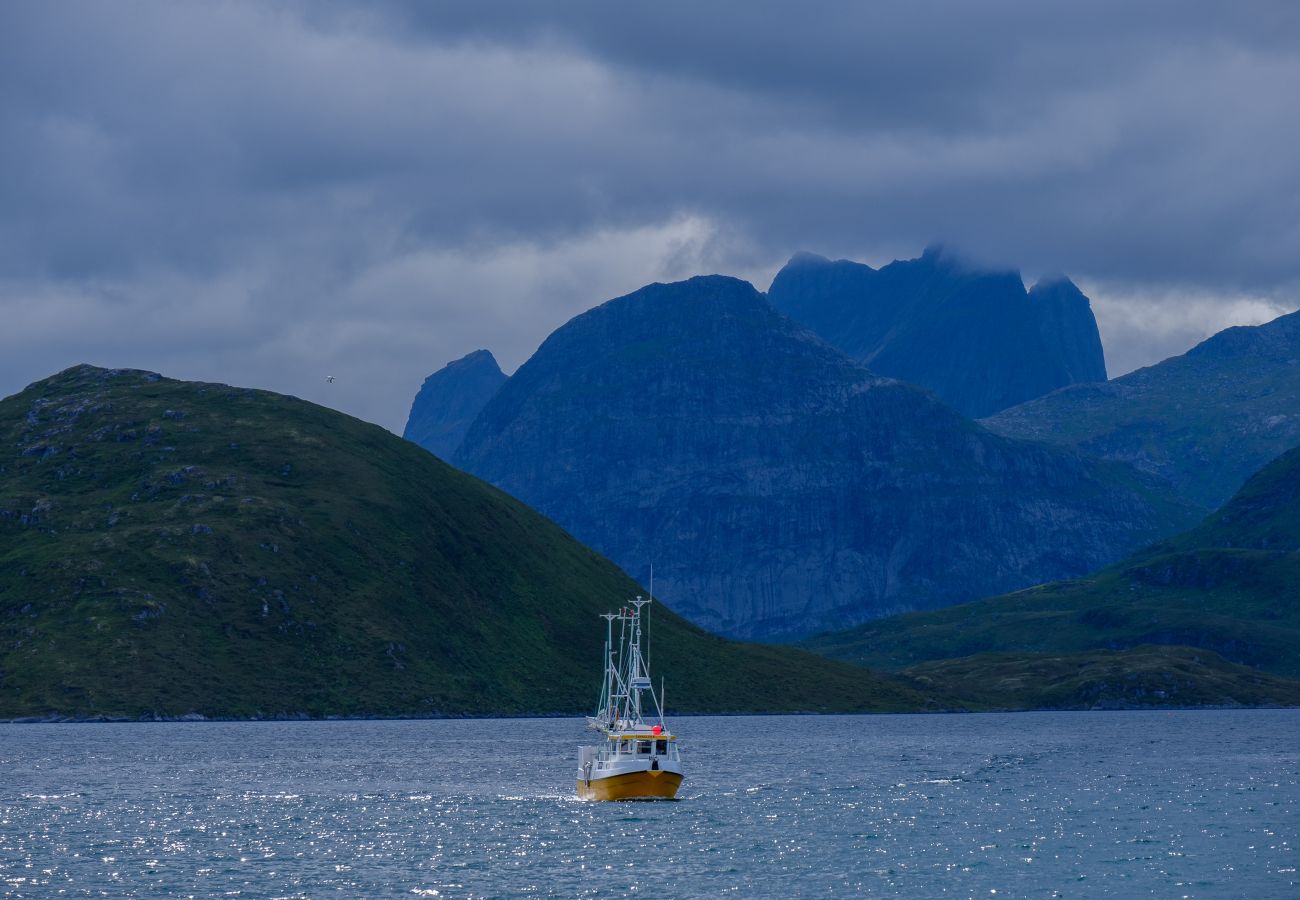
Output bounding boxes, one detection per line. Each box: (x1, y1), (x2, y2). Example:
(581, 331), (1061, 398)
(1, 1), (1298, 429)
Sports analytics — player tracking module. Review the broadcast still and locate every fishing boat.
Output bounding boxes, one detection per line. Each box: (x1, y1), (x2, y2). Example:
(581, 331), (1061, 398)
(577, 596), (683, 800)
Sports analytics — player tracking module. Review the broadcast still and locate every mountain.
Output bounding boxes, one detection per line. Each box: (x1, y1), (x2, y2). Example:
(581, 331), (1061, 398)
(452, 275), (1193, 640)
(403, 349), (506, 460)
(805, 443), (1300, 679)
(0, 365), (934, 720)
(766, 247), (1107, 418)
(984, 309), (1300, 510)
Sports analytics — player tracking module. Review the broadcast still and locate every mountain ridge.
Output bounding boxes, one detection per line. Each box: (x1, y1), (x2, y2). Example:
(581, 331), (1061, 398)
(766, 248), (1107, 417)
(984, 307), (1300, 509)
(453, 274), (1194, 639)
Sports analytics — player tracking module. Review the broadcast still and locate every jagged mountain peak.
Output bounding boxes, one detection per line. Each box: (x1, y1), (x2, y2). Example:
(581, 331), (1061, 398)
(1030, 273), (1082, 294)
(767, 247), (1104, 417)
(403, 348), (507, 461)
(443, 348), (501, 371)
(453, 275), (1189, 639)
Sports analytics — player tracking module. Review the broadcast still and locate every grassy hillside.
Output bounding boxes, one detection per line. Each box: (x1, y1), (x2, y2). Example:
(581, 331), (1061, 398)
(806, 446), (1300, 683)
(0, 365), (932, 719)
(903, 647), (1300, 710)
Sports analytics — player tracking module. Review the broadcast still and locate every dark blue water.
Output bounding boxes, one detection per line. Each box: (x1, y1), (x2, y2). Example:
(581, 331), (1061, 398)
(2, 711), (1297, 897)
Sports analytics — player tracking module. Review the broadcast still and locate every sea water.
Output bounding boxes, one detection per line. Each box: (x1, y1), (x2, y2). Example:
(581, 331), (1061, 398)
(1, 710), (1296, 897)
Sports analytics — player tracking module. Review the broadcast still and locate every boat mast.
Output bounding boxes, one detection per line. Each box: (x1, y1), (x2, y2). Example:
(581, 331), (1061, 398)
(630, 597), (642, 721)
(628, 596), (665, 725)
(593, 596), (666, 732)
(599, 612), (618, 725)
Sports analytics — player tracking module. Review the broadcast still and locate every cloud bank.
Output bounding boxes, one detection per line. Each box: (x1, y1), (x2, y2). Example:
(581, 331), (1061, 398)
(2, 1), (1297, 428)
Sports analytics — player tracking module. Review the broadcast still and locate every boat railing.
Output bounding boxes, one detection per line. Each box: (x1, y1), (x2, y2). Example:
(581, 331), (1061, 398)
(586, 740), (678, 770)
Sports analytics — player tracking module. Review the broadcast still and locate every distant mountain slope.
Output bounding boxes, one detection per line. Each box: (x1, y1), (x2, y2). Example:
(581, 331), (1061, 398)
(403, 349), (506, 460)
(0, 365), (932, 719)
(984, 309), (1300, 509)
(453, 275), (1193, 640)
(766, 247), (1106, 418)
(805, 444), (1300, 679)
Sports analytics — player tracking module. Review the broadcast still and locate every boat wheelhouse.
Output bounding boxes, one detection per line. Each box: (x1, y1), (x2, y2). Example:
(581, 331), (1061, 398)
(577, 597), (683, 800)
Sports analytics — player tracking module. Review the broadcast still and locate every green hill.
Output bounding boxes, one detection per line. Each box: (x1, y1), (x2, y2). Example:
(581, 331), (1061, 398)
(903, 647), (1300, 710)
(805, 446), (1300, 690)
(0, 365), (931, 719)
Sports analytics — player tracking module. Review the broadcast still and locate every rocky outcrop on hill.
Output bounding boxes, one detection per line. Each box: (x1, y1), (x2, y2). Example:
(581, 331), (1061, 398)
(403, 349), (505, 460)
(453, 275), (1191, 639)
(984, 308), (1300, 510)
(766, 247), (1107, 418)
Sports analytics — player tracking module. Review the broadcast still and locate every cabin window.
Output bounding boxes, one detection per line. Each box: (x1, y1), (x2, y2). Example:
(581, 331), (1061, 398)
(656, 740), (667, 755)
(619, 740), (631, 754)
(637, 740), (651, 755)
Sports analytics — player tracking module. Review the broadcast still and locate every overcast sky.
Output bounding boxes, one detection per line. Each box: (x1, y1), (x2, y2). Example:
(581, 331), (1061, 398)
(3, 1), (1298, 431)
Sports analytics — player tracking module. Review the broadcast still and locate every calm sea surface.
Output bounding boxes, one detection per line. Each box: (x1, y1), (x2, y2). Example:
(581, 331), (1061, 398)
(1, 711), (1297, 897)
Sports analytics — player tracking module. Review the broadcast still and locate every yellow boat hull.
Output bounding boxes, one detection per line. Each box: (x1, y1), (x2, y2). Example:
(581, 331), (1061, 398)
(577, 769), (683, 801)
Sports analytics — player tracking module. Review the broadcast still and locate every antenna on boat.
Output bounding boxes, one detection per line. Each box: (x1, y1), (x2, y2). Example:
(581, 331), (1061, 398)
(647, 563), (653, 674)
(599, 611), (621, 726)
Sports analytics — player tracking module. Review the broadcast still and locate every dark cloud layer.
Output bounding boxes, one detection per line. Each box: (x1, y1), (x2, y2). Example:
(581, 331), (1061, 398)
(2, 1), (1297, 429)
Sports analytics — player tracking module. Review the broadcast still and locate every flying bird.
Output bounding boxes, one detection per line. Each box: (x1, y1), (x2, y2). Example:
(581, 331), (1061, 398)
(325, 375), (335, 383)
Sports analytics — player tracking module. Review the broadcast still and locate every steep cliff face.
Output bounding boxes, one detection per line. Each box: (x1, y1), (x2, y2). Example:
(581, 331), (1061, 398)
(805, 443), (1300, 681)
(454, 275), (1190, 639)
(984, 309), (1300, 510)
(1029, 276), (1107, 386)
(766, 248), (1107, 418)
(403, 349), (506, 460)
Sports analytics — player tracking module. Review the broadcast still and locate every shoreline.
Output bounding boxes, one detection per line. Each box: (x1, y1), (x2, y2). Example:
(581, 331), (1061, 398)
(4, 703), (1296, 725)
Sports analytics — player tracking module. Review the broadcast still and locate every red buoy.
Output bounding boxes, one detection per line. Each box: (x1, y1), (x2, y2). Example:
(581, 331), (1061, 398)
(652, 725), (663, 735)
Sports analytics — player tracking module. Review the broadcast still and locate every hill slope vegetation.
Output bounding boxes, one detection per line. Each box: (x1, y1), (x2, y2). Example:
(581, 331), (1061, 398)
(0, 365), (930, 719)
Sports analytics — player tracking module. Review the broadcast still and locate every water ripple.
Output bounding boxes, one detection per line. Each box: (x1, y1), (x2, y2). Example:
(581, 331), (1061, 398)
(1, 711), (1297, 896)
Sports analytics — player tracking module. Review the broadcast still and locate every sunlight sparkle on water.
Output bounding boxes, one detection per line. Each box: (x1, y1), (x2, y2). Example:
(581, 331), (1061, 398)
(0, 711), (1296, 897)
